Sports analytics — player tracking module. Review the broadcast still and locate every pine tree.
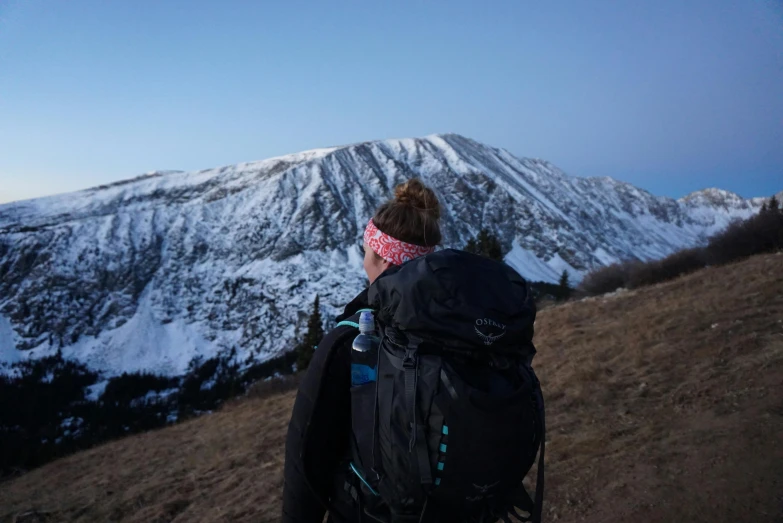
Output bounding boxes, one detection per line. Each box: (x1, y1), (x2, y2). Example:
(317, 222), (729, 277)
(558, 270), (571, 301)
(769, 195), (780, 213)
(464, 228), (504, 262)
(296, 295), (324, 371)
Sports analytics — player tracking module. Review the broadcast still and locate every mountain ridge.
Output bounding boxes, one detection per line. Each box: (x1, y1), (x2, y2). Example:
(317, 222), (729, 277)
(1, 133), (770, 212)
(0, 133), (769, 376)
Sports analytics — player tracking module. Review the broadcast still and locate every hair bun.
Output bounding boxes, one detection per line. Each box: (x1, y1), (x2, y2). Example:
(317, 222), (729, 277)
(394, 179), (441, 220)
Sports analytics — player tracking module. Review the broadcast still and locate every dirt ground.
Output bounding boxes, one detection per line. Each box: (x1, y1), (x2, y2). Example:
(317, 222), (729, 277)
(1, 253), (782, 523)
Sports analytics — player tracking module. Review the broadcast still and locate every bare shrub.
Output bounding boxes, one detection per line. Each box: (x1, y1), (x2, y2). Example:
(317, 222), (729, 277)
(580, 200), (782, 296)
(578, 261), (635, 296)
(626, 248), (706, 289)
(706, 209), (783, 265)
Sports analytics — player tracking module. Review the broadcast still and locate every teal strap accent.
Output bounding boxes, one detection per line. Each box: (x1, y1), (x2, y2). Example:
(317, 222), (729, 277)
(437, 462), (444, 471)
(336, 309), (375, 329)
(435, 478), (441, 486)
(439, 443), (447, 453)
(442, 425), (449, 435)
(349, 462), (379, 496)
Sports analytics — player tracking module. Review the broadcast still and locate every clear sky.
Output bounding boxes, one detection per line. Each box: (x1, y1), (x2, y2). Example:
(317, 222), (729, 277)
(1, 0), (781, 204)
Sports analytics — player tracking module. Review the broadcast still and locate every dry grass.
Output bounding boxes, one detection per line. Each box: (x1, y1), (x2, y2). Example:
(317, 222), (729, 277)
(536, 252), (783, 522)
(0, 393), (296, 523)
(2, 254), (782, 523)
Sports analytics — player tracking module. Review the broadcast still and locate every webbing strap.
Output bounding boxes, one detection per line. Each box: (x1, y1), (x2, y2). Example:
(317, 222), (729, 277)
(402, 350), (432, 486)
(415, 430), (432, 485)
(403, 353), (417, 453)
(505, 368), (546, 523)
(531, 384), (546, 523)
(440, 368), (458, 400)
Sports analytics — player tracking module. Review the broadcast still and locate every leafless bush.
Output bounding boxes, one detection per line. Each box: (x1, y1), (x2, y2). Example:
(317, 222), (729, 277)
(580, 202), (782, 296)
(578, 260), (635, 296)
(626, 248), (706, 289)
(706, 209), (783, 265)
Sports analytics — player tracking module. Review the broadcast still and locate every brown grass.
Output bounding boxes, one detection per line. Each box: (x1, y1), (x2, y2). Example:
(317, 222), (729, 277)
(2, 254), (783, 523)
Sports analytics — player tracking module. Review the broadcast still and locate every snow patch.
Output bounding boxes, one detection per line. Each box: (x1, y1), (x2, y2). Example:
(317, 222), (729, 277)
(0, 315), (21, 366)
(547, 253), (584, 282)
(505, 244), (562, 283)
(593, 247), (619, 266)
(61, 290), (216, 376)
(131, 387), (179, 407)
(86, 380), (109, 401)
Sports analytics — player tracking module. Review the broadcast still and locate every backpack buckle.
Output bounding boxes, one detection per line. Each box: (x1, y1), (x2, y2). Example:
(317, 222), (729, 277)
(402, 349), (417, 369)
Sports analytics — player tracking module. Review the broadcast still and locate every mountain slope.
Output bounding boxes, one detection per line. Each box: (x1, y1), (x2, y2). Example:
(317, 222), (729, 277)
(1, 253), (781, 523)
(0, 134), (765, 375)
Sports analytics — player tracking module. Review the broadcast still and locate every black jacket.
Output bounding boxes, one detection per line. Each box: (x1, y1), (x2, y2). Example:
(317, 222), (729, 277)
(282, 289), (370, 523)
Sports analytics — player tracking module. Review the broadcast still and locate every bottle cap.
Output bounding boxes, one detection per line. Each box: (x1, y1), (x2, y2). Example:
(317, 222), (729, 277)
(359, 310), (375, 333)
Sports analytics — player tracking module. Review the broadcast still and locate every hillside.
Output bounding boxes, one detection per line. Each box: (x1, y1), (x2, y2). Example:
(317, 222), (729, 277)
(1, 253), (781, 523)
(0, 134), (764, 377)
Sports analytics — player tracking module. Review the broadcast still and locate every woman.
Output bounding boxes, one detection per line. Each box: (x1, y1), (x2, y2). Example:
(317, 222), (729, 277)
(282, 178), (442, 523)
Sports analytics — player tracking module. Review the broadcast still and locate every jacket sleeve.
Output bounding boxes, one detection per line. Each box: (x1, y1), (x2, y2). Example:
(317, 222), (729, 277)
(282, 326), (353, 523)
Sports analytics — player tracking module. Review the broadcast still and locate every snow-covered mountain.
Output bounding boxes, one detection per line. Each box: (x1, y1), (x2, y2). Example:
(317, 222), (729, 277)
(0, 134), (766, 375)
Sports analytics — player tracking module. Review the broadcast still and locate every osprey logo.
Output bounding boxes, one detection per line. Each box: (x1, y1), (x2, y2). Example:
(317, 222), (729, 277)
(466, 480), (501, 502)
(474, 318), (506, 346)
(472, 481), (500, 494)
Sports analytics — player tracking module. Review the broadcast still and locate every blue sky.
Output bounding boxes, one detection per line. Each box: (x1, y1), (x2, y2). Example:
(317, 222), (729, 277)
(0, 0), (781, 203)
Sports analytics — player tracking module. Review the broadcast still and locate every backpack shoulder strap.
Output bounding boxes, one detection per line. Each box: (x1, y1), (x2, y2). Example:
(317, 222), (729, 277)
(297, 308), (376, 515)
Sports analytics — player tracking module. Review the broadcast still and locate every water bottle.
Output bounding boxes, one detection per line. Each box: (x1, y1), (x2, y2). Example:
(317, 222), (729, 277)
(351, 311), (379, 386)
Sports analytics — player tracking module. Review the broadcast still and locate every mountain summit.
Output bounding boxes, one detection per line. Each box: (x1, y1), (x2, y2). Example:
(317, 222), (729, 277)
(0, 134), (763, 375)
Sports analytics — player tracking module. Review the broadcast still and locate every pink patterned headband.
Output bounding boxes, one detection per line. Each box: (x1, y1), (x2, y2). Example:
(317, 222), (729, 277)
(363, 219), (436, 265)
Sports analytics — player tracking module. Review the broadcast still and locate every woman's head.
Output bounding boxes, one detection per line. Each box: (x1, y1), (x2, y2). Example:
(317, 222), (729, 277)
(363, 178), (442, 283)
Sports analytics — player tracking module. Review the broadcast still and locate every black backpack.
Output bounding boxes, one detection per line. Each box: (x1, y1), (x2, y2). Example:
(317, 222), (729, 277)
(339, 249), (545, 523)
